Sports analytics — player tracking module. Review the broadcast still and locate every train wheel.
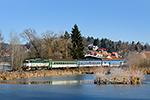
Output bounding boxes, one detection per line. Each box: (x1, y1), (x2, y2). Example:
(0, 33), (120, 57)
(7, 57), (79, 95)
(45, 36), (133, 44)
(35, 67), (38, 70)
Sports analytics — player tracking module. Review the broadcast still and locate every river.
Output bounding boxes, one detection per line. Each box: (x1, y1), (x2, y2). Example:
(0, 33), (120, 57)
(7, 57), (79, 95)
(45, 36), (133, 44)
(0, 74), (150, 100)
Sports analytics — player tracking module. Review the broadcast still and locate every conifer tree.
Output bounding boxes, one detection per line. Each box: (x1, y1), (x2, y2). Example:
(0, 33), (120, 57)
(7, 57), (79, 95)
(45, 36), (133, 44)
(71, 24), (84, 59)
(64, 31), (70, 39)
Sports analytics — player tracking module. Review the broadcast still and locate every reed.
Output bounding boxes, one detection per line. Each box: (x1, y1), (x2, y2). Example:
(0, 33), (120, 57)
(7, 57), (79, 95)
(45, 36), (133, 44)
(94, 66), (106, 80)
(110, 68), (129, 82)
(94, 66), (145, 85)
(125, 51), (150, 68)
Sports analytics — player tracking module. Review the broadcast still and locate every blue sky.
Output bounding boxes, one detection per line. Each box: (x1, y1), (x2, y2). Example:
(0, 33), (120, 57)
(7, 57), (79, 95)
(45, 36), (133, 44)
(0, 0), (150, 44)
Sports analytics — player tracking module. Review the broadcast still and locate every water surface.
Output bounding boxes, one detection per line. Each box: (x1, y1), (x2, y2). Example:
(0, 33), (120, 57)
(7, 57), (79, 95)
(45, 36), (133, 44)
(0, 74), (150, 100)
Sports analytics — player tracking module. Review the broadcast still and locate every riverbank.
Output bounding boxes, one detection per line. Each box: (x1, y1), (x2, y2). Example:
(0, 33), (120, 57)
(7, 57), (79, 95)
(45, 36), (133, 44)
(0, 67), (150, 81)
(0, 68), (95, 80)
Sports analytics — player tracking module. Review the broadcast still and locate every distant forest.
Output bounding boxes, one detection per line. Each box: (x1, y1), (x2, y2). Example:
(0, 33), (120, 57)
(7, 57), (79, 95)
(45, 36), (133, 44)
(83, 36), (150, 57)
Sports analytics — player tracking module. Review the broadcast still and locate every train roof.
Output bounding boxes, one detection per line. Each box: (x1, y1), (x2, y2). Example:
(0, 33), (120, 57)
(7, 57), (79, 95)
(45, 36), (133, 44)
(49, 59), (77, 61)
(101, 58), (125, 61)
(23, 58), (48, 61)
(77, 59), (102, 61)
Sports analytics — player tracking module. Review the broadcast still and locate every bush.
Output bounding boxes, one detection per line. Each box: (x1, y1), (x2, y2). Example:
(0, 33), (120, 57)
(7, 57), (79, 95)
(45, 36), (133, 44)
(125, 51), (150, 68)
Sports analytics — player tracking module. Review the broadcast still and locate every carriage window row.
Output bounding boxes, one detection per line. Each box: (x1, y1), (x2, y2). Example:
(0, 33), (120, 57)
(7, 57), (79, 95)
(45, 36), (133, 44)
(79, 62), (101, 64)
(53, 62), (77, 65)
(30, 61), (49, 63)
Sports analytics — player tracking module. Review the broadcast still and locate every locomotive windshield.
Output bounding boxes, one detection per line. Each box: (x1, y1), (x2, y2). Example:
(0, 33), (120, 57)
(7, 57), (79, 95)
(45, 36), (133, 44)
(23, 61), (29, 63)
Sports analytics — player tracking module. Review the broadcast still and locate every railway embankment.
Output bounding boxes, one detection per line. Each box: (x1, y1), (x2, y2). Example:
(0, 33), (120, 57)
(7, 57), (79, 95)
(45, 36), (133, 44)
(0, 67), (150, 81)
(0, 68), (95, 80)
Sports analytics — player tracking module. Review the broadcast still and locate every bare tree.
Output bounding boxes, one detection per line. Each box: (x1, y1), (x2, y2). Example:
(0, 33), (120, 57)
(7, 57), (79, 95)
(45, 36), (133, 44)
(9, 31), (27, 70)
(59, 35), (72, 59)
(42, 30), (56, 57)
(20, 29), (72, 59)
(20, 28), (43, 58)
(0, 29), (4, 58)
(41, 30), (62, 59)
(0, 29), (6, 69)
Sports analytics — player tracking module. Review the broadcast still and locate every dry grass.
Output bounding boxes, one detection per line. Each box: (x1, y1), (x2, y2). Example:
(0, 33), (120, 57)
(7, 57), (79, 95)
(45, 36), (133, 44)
(125, 51), (150, 68)
(94, 66), (107, 80)
(110, 68), (129, 81)
(94, 66), (145, 84)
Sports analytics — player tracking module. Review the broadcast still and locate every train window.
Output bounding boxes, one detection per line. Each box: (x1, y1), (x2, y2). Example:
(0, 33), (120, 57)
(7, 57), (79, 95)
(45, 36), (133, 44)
(23, 61), (29, 63)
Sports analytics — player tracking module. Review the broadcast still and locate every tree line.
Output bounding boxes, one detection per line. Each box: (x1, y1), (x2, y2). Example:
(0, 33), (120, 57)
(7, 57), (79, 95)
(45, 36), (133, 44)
(83, 37), (150, 57)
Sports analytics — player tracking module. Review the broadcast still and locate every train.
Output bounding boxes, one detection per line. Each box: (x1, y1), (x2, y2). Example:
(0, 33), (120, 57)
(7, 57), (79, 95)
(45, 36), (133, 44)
(22, 58), (127, 70)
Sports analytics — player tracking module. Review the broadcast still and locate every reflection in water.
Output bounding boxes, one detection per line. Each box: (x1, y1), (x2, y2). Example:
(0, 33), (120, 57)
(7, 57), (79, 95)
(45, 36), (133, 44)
(0, 80), (94, 85)
(0, 81), (52, 85)
(0, 79), (150, 85)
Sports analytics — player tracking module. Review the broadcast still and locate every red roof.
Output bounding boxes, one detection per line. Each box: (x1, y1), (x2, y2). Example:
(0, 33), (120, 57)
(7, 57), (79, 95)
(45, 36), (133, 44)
(112, 52), (118, 55)
(90, 52), (100, 55)
(111, 56), (117, 58)
(103, 54), (111, 56)
(4, 52), (9, 55)
(97, 48), (107, 51)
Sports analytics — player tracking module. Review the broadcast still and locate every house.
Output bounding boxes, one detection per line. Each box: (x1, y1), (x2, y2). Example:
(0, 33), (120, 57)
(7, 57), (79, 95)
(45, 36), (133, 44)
(94, 53), (103, 57)
(4, 48), (10, 57)
(97, 48), (107, 52)
(86, 44), (121, 59)
(4, 52), (10, 56)
(112, 52), (119, 58)
(97, 48), (108, 54)
(111, 56), (117, 59)
(88, 44), (98, 51)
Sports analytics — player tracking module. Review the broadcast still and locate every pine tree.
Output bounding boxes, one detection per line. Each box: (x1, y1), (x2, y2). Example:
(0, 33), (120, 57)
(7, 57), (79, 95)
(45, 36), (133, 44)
(64, 31), (70, 39)
(93, 38), (100, 46)
(70, 24), (84, 59)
